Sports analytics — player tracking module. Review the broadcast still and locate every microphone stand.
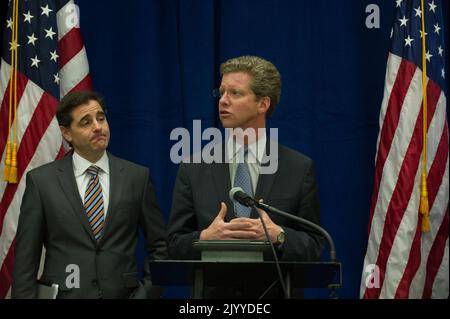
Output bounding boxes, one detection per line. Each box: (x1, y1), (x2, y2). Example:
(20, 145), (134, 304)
(254, 201), (339, 299)
(231, 187), (338, 297)
(252, 207), (289, 299)
(254, 201), (336, 263)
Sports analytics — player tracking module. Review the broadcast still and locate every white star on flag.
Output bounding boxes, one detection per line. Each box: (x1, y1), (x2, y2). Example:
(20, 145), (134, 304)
(404, 35), (414, 46)
(23, 11), (34, 23)
(399, 16), (409, 27)
(30, 55), (41, 68)
(425, 50), (433, 62)
(414, 7), (422, 17)
(433, 23), (441, 35)
(50, 50), (59, 62)
(41, 4), (53, 17)
(428, 0), (437, 12)
(27, 33), (38, 46)
(44, 27), (56, 39)
(6, 17), (13, 29)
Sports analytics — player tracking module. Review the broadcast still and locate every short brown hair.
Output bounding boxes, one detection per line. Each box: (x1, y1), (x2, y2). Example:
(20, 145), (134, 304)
(56, 91), (106, 127)
(220, 55), (281, 118)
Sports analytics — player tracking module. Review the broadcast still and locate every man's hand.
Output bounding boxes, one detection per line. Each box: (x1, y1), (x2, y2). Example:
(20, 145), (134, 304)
(230, 208), (282, 243)
(200, 202), (257, 240)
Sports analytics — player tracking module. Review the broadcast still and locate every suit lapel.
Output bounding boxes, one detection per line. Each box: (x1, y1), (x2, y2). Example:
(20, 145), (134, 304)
(211, 143), (234, 221)
(57, 154), (96, 242)
(253, 139), (280, 218)
(253, 174), (277, 218)
(211, 162), (235, 221)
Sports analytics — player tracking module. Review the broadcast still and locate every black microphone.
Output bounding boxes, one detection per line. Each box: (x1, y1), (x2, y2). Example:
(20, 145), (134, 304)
(229, 187), (336, 263)
(229, 187), (257, 207)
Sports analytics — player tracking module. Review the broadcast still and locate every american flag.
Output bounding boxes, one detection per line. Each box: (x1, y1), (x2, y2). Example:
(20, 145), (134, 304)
(361, 0), (448, 298)
(0, 0), (92, 298)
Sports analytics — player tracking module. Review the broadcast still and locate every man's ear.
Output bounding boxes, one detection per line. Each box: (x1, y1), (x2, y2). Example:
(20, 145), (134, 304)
(60, 126), (72, 143)
(258, 96), (271, 115)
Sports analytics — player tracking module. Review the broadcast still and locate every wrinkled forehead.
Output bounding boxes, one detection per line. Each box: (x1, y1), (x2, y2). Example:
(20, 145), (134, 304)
(71, 100), (104, 119)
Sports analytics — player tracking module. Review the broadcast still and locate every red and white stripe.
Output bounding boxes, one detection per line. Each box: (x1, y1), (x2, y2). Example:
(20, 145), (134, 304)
(360, 53), (449, 299)
(0, 0), (92, 298)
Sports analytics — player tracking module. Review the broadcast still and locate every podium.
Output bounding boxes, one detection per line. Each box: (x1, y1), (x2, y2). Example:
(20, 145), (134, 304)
(149, 259), (342, 299)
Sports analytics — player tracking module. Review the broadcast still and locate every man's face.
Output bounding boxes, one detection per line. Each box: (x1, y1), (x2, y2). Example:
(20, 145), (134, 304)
(61, 99), (110, 161)
(218, 72), (266, 130)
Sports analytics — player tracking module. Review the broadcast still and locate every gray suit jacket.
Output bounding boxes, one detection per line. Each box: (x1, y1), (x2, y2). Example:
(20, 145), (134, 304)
(12, 152), (167, 299)
(167, 142), (323, 262)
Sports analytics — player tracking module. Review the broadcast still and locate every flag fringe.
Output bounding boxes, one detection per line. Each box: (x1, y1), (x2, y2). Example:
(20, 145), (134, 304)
(420, 172), (430, 232)
(3, 141), (12, 182)
(8, 143), (18, 184)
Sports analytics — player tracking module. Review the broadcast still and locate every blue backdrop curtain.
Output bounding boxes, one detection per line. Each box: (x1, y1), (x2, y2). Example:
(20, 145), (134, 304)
(1, 0), (448, 298)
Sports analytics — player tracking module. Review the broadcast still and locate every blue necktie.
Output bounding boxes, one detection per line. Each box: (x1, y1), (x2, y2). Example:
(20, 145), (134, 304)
(84, 165), (105, 241)
(233, 147), (253, 217)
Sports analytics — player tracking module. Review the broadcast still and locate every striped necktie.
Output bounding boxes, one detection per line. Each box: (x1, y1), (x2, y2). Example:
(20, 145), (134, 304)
(84, 165), (105, 241)
(233, 146), (253, 217)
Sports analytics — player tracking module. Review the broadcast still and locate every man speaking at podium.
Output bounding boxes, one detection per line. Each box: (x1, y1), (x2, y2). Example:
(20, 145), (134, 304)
(167, 56), (323, 297)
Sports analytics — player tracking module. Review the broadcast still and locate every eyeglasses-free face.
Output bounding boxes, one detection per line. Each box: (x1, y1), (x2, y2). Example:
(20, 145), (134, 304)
(216, 72), (267, 130)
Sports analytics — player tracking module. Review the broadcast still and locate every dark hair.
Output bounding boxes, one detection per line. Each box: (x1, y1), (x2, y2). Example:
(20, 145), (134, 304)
(56, 91), (107, 127)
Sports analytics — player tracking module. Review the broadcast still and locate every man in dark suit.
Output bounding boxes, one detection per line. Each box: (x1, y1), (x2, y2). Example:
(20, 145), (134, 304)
(12, 91), (167, 299)
(167, 56), (323, 297)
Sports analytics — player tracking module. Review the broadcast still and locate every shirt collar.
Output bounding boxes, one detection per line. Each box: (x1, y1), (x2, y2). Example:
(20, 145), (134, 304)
(226, 130), (267, 164)
(73, 151), (110, 177)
